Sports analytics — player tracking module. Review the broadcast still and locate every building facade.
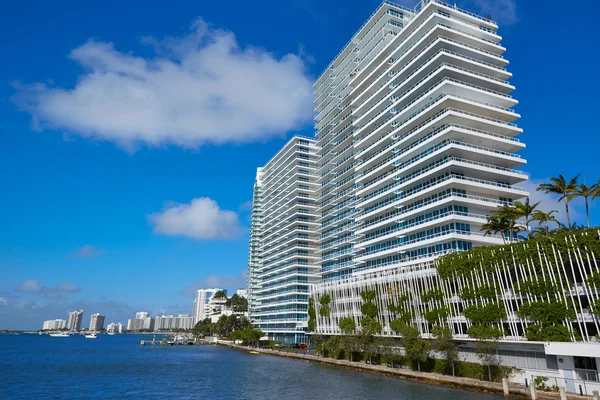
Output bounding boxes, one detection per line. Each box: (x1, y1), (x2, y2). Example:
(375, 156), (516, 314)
(127, 316), (154, 332)
(248, 136), (321, 344)
(312, 0), (525, 329)
(154, 314), (195, 331)
(247, 171), (263, 320)
(106, 322), (124, 334)
(66, 310), (84, 332)
(42, 319), (67, 331)
(89, 313), (105, 332)
(192, 289), (221, 323)
(135, 312), (149, 320)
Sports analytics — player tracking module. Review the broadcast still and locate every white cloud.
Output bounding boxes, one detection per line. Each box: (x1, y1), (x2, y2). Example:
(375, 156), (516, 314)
(17, 279), (44, 294)
(178, 270), (247, 298)
(149, 197), (244, 240)
(12, 18), (314, 150)
(45, 283), (82, 299)
(70, 244), (106, 258)
(15, 280), (82, 299)
(462, 0), (518, 25)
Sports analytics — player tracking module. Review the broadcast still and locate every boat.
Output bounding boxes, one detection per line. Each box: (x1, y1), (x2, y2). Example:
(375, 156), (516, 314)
(249, 351), (260, 355)
(107, 332), (115, 336)
(84, 333), (98, 339)
(49, 333), (69, 338)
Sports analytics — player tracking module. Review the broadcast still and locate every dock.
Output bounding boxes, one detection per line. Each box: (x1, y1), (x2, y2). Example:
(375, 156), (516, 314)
(140, 334), (198, 347)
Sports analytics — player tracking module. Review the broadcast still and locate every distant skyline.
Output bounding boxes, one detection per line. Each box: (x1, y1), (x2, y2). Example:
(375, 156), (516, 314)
(2, 0), (600, 330)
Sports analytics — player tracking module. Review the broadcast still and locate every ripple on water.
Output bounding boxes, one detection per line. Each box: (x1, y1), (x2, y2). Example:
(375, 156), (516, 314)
(0, 335), (504, 400)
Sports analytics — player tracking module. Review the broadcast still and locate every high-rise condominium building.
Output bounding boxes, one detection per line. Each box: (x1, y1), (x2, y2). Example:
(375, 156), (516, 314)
(67, 310), (84, 332)
(311, 0), (526, 335)
(249, 0), (527, 343)
(135, 311), (149, 320)
(192, 289), (222, 323)
(127, 316), (154, 332)
(42, 319), (67, 331)
(89, 313), (105, 332)
(154, 314), (195, 331)
(248, 136), (320, 344)
(106, 322), (124, 334)
(247, 176), (263, 320)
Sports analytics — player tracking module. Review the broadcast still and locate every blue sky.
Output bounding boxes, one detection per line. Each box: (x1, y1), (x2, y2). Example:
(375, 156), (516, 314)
(1, 0), (599, 330)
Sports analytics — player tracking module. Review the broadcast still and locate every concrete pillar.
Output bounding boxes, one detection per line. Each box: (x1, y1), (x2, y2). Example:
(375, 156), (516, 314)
(502, 378), (509, 397)
(559, 386), (567, 400)
(593, 390), (599, 400)
(530, 383), (536, 400)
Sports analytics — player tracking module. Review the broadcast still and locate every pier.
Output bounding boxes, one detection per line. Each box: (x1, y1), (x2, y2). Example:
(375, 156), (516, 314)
(140, 334), (197, 347)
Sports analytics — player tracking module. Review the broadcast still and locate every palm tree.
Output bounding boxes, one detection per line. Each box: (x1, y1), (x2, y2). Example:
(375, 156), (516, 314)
(531, 209), (559, 236)
(512, 198), (540, 233)
(571, 182), (600, 228)
(495, 204), (526, 242)
(536, 174), (580, 229)
(481, 214), (510, 244)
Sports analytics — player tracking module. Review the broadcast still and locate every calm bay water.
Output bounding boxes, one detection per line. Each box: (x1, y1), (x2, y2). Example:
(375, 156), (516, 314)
(1, 334), (502, 399)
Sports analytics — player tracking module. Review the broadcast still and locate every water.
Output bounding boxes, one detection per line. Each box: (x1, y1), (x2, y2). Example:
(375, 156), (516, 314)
(1, 334), (503, 399)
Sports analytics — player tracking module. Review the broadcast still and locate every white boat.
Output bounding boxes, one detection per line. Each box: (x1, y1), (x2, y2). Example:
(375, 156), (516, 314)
(107, 332), (115, 336)
(84, 333), (98, 339)
(49, 333), (69, 338)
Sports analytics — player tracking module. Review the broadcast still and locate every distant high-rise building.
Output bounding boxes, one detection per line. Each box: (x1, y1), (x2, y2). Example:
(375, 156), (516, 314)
(135, 311), (149, 320)
(127, 315), (154, 332)
(89, 313), (105, 332)
(236, 289), (248, 298)
(154, 314), (195, 331)
(106, 322), (124, 334)
(42, 319), (67, 331)
(192, 289), (222, 323)
(66, 310), (84, 332)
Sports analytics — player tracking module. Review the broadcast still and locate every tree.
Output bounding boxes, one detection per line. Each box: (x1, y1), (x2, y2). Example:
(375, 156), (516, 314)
(225, 294), (248, 312)
(536, 174), (580, 229)
(512, 198), (540, 233)
(481, 214), (510, 244)
(358, 289), (381, 363)
(432, 326), (458, 376)
(377, 337), (400, 367)
(311, 334), (325, 356)
(339, 317), (356, 335)
(494, 204), (525, 242)
(213, 290), (228, 299)
(192, 318), (213, 338)
(570, 183), (599, 229)
(475, 340), (500, 381)
(231, 328), (263, 346)
(531, 209), (559, 235)
(325, 335), (342, 359)
(338, 317), (357, 361)
(395, 323), (429, 372)
(307, 298), (316, 332)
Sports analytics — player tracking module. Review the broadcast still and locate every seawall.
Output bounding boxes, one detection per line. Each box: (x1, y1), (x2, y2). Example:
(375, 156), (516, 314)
(216, 342), (592, 400)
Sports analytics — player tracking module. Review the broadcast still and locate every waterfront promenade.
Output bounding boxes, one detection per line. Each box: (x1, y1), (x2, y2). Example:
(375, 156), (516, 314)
(219, 342), (594, 400)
